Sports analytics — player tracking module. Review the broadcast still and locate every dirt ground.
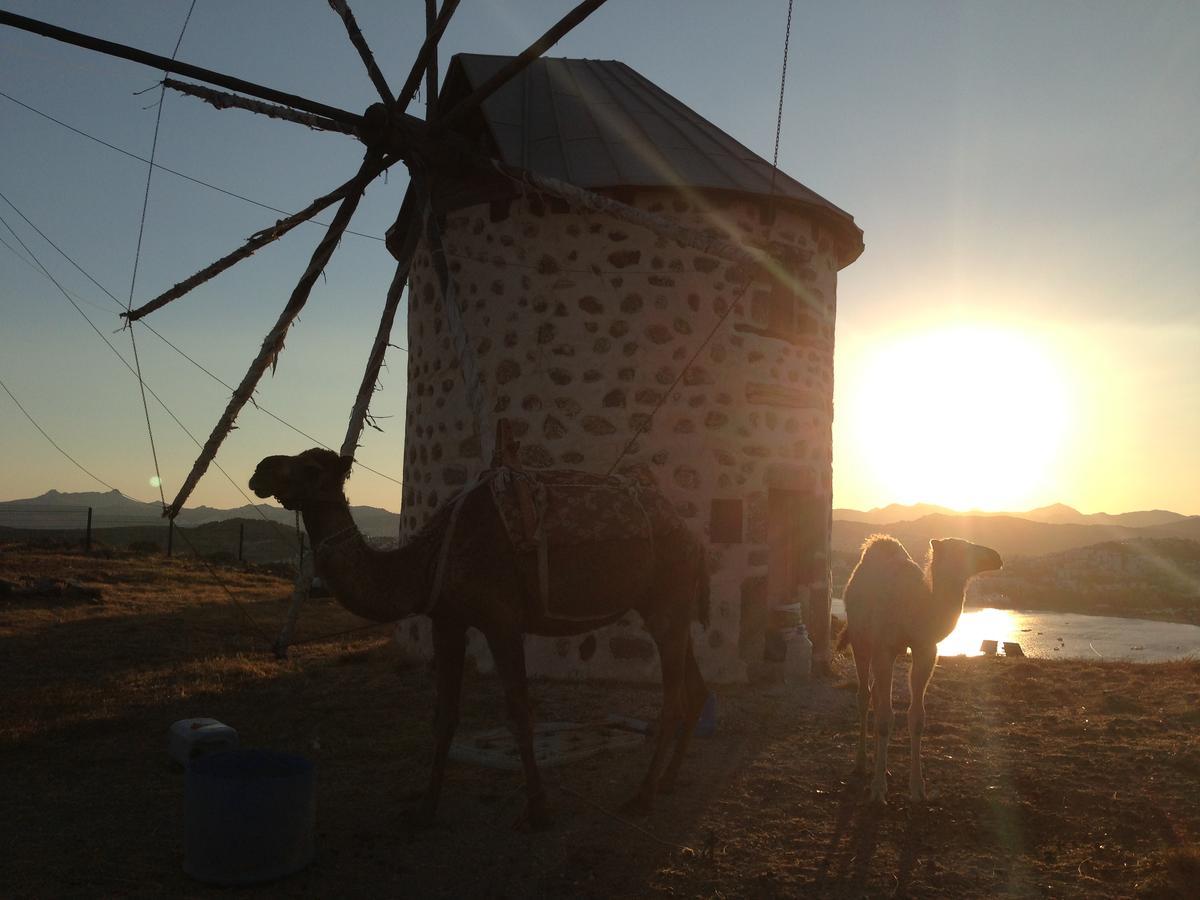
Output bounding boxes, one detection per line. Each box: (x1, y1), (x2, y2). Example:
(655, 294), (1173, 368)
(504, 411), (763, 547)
(2, 544), (1198, 898)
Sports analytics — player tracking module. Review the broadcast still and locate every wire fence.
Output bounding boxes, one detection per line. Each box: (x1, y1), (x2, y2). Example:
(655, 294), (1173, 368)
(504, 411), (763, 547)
(0, 505), (302, 564)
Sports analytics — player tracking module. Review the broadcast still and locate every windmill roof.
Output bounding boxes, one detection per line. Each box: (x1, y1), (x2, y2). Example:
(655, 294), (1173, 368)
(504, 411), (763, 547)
(442, 54), (863, 267)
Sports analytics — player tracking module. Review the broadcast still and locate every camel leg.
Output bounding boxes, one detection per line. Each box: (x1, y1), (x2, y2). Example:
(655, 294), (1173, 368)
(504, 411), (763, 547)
(908, 643), (937, 802)
(657, 635), (708, 795)
(869, 650), (895, 805)
(621, 626), (687, 815)
(414, 619), (467, 826)
(851, 643), (872, 775)
(485, 630), (550, 830)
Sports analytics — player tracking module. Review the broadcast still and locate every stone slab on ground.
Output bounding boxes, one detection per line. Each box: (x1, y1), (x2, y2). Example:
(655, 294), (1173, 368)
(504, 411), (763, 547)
(449, 720), (646, 771)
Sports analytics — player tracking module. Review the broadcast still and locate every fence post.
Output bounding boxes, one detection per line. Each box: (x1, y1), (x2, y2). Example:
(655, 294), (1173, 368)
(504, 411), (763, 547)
(85, 507), (92, 553)
(167, 519), (174, 558)
(237, 522), (245, 562)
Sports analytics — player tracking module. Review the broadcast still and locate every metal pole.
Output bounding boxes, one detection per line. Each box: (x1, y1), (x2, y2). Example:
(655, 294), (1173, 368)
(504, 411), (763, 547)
(238, 522), (245, 562)
(85, 507), (92, 553)
(167, 519), (174, 558)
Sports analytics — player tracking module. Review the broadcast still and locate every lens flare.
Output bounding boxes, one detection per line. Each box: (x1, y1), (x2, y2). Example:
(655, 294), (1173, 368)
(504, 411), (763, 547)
(841, 323), (1075, 511)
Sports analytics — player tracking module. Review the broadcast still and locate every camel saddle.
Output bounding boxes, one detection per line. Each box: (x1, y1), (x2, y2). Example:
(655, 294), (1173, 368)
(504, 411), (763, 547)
(488, 465), (684, 622)
(429, 420), (687, 622)
(429, 464), (684, 623)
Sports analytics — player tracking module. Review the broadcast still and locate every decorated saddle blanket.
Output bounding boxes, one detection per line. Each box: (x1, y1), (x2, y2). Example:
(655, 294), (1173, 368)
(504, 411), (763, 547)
(429, 465), (688, 624)
(488, 466), (675, 552)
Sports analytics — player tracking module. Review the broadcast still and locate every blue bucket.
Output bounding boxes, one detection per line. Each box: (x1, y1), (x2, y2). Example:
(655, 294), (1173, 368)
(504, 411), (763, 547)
(694, 692), (717, 737)
(184, 750), (315, 885)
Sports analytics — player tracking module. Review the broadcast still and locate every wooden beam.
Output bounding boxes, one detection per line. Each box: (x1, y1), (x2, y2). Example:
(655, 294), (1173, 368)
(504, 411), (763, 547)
(396, 0), (460, 113)
(328, 0), (395, 106)
(165, 153), (383, 518)
(341, 209), (417, 458)
(163, 79), (357, 135)
(123, 154), (394, 322)
(0, 10), (361, 127)
(424, 0), (440, 113)
(434, 0), (610, 135)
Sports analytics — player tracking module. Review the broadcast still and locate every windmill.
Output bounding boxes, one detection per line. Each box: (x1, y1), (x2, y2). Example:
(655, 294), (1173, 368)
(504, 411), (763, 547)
(1, 3), (864, 680)
(0, 2), (765, 509)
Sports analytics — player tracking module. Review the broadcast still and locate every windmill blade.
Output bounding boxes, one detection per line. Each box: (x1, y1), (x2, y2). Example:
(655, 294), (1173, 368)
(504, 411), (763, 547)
(164, 78), (357, 135)
(434, 0), (611, 135)
(341, 202), (418, 458)
(166, 152), (384, 519)
(124, 154), (394, 323)
(327, 0), (395, 106)
(424, 0), (440, 112)
(0, 10), (359, 128)
(395, 0), (461, 113)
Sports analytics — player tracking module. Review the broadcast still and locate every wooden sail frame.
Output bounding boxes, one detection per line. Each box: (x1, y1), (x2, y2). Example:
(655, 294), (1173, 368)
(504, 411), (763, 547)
(0, 0), (784, 520)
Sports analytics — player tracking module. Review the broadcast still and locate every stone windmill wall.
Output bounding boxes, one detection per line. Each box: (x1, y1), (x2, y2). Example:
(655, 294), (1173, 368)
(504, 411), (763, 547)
(394, 187), (843, 683)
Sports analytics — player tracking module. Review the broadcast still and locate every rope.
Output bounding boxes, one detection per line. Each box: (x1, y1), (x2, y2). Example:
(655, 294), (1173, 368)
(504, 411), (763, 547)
(773, 0), (795, 172)
(555, 779), (696, 854)
(0, 369), (277, 646)
(124, 1), (197, 513)
(0, 201), (299, 554)
(10, 337), (408, 652)
(0, 375), (122, 493)
(169, 526), (278, 648)
(0, 88), (383, 241)
(606, 0), (796, 475)
(127, 327), (165, 507)
(0, 188), (404, 489)
(4, 194), (412, 651)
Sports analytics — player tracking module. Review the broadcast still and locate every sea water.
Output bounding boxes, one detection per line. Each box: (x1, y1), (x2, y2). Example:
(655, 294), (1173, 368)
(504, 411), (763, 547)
(831, 600), (1200, 662)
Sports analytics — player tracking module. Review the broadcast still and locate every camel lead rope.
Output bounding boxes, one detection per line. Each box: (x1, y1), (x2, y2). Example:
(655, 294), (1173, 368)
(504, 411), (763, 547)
(274, 552), (314, 659)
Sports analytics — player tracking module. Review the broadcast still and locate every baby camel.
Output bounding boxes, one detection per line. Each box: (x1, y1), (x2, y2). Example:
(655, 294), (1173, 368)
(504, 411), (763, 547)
(838, 534), (1002, 804)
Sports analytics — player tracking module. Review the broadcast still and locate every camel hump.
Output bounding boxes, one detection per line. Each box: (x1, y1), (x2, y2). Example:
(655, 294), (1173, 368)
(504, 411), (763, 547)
(857, 533), (913, 566)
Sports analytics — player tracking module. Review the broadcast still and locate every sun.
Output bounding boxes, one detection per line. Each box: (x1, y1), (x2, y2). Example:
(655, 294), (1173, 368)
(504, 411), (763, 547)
(840, 323), (1074, 511)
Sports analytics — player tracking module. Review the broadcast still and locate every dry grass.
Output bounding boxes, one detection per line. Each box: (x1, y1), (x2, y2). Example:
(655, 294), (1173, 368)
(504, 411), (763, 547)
(2, 544), (1198, 898)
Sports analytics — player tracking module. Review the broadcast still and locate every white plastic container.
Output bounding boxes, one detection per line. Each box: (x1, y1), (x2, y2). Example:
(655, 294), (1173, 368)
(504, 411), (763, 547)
(169, 718), (239, 767)
(784, 626), (813, 682)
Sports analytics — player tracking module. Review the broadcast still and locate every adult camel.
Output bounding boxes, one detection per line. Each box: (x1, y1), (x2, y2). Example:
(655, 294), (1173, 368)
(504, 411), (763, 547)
(838, 534), (1002, 804)
(250, 448), (710, 828)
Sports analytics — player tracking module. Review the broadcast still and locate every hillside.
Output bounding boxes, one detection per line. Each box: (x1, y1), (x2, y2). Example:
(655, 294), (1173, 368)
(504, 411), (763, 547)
(977, 537), (1200, 623)
(2, 545), (1197, 898)
(0, 489), (400, 538)
(834, 502), (1187, 529)
(0, 517), (308, 565)
(832, 512), (1200, 560)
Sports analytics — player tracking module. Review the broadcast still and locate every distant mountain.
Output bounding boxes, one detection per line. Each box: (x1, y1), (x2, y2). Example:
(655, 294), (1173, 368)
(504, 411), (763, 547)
(979, 537), (1200, 621)
(1019, 504), (1187, 528)
(832, 512), (1200, 560)
(0, 489), (400, 538)
(834, 502), (1188, 530)
(832, 503), (959, 524)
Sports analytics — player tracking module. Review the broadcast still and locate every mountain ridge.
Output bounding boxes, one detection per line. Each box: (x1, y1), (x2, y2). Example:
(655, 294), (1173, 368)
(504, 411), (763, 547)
(832, 511), (1200, 560)
(833, 502), (1186, 529)
(0, 489), (400, 538)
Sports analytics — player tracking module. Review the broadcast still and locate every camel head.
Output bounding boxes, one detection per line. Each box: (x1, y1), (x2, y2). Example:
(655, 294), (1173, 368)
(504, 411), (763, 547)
(928, 538), (1003, 582)
(249, 448), (352, 510)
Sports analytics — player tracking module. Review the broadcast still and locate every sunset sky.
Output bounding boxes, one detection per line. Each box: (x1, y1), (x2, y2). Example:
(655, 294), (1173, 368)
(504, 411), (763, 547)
(2, 1), (1197, 516)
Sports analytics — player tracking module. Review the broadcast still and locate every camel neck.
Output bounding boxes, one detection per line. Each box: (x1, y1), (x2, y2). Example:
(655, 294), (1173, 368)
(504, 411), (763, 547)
(300, 498), (431, 622)
(927, 571), (969, 643)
